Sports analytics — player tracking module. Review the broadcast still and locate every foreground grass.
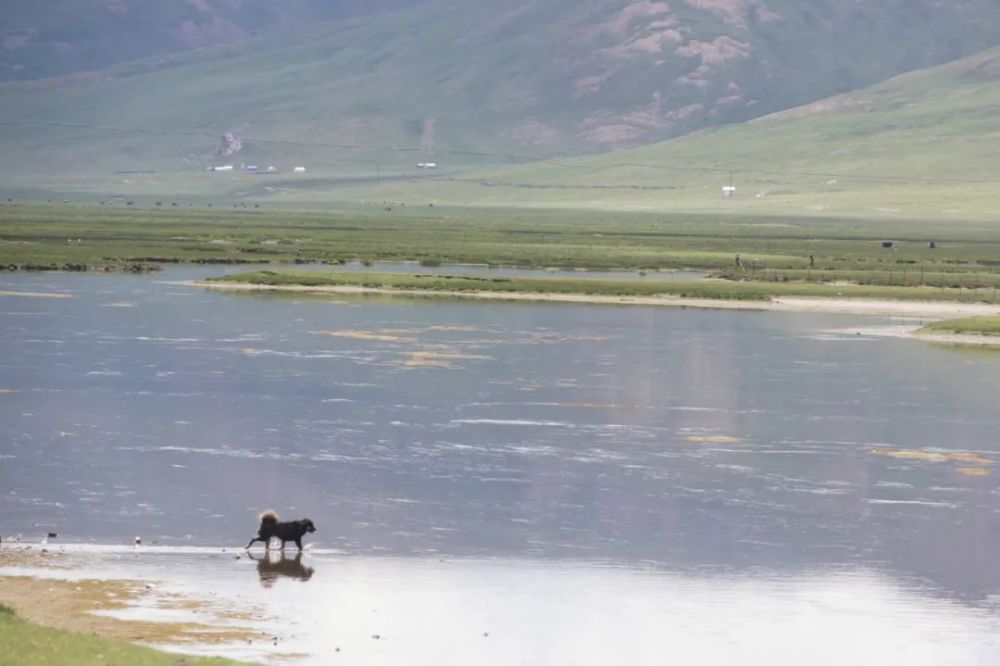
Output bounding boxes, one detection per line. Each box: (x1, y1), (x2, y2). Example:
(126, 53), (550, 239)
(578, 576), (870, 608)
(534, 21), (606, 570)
(919, 316), (1000, 336)
(212, 270), (1000, 304)
(0, 603), (253, 666)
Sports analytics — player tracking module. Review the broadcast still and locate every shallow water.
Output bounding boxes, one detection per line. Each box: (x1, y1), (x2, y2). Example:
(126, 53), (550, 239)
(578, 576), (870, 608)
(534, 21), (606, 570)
(7, 544), (1000, 666)
(2, 268), (1000, 663)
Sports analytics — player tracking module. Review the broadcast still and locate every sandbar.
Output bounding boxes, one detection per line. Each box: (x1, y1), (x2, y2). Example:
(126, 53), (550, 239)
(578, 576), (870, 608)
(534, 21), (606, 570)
(0, 290), (72, 299)
(195, 281), (1000, 319)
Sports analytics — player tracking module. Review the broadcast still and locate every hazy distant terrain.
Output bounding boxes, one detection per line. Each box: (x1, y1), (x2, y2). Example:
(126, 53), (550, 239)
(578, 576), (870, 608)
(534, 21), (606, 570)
(2, 0), (1000, 222)
(336, 46), (1000, 218)
(0, 1), (422, 80)
(3, 0), (1000, 179)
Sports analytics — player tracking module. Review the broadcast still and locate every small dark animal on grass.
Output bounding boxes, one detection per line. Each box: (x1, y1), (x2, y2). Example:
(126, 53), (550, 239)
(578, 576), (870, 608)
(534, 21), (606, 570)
(245, 510), (316, 550)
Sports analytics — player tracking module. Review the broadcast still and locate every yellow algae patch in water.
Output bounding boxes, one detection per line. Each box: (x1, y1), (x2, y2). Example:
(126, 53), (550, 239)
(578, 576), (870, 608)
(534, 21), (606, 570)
(0, 290), (72, 299)
(955, 467), (991, 477)
(871, 448), (993, 466)
(322, 329), (417, 342)
(0, 388), (17, 394)
(397, 351), (491, 368)
(686, 435), (743, 444)
(103, 302), (136, 308)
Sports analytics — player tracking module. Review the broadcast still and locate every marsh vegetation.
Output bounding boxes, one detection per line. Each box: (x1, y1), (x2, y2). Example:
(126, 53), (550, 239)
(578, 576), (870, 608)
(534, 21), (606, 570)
(212, 270), (1000, 304)
(919, 316), (1000, 336)
(3, 205), (999, 303)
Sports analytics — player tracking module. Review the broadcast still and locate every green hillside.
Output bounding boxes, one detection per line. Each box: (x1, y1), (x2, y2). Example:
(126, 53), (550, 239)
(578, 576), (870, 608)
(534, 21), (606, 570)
(321, 45), (1000, 219)
(2, 0), (1000, 189)
(0, 0), (419, 81)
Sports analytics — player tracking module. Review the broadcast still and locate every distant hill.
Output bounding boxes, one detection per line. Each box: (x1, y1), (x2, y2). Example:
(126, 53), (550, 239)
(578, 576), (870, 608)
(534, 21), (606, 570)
(0, 1), (422, 81)
(338, 46), (1000, 219)
(2, 0), (1000, 181)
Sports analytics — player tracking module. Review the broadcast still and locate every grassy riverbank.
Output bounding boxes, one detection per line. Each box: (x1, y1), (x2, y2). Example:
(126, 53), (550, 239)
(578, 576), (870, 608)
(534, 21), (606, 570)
(2, 205), (1000, 287)
(0, 602), (253, 666)
(211, 270), (1000, 304)
(919, 317), (1000, 336)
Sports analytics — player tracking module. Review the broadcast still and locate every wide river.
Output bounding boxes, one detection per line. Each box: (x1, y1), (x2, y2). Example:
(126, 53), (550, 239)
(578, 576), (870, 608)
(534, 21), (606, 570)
(2, 267), (1000, 664)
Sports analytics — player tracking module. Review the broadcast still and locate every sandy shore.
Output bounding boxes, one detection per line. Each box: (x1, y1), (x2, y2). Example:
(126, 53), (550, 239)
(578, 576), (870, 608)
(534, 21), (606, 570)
(0, 289), (72, 299)
(194, 281), (1000, 319)
(912, 332), (1000, 347)
(852, 325), (1000, 348)
(0, 545), (265, 652)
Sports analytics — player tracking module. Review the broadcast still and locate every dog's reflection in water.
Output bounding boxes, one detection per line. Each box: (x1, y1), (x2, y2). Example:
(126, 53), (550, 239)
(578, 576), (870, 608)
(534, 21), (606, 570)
(249, 551), (315, 588)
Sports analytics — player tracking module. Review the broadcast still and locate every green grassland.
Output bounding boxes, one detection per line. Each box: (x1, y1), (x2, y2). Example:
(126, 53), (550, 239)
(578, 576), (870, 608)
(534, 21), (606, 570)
(0, 602), (253, 666)
(919, 316), (1000, 336)
(4, 204), (998, 303)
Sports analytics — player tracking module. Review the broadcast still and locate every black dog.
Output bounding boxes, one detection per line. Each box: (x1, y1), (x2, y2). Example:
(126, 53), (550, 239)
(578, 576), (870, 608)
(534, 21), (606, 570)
(245, 510), (316, 550)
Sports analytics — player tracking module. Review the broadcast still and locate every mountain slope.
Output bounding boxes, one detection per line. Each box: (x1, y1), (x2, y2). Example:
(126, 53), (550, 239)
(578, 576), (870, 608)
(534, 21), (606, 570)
(0, 1), (422, 81)
(333, 45), (1000, 218)
(2, 0), (1000, 180)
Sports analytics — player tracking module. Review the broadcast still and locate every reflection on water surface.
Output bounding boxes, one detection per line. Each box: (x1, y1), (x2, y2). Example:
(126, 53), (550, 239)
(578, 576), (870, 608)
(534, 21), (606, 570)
(2, 268), (1000, 663)
(5, 546), (1000, 665)
(250, 551), (315, 587)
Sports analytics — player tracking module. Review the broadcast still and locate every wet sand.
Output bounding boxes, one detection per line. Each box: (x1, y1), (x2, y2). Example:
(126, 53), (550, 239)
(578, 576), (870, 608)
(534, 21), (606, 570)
(0, 546), (263, 655)
(911, 331), (1000, 348)
(847, 324), (1000, 348)
(0, 290), (73, 299)
(196, 282), (1000, 319)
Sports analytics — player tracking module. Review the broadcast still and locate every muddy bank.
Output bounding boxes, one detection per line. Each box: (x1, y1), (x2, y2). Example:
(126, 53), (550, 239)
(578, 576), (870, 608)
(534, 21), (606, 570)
(849, 325), (1000, 349)
(0, 546), (264, 652)
(912, 332), (1000, 348)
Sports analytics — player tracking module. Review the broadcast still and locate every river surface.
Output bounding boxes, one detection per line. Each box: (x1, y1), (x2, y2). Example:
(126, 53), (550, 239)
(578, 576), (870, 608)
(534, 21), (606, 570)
(2, 267), (1000, 664)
